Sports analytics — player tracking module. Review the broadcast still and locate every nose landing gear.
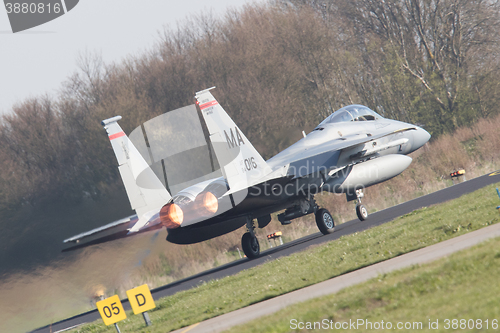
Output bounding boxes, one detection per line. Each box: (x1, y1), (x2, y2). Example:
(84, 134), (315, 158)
(355, 189), (368, 221)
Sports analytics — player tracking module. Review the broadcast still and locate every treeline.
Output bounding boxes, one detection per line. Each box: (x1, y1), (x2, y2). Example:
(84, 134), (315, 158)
(1, 0), (500, 209)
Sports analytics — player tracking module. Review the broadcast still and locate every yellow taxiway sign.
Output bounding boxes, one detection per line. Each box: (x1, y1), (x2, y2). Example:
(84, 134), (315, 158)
(126, 284), (156, 314)
(96, 295), (126, 326)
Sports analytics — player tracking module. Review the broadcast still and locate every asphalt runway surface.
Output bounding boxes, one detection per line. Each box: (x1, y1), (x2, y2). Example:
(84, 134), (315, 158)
(172, 222), (500, 333)
(32, 170), (500, 333)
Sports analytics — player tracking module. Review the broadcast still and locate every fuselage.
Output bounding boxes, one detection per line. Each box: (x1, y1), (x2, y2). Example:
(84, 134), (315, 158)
(165, 105), (430, 244)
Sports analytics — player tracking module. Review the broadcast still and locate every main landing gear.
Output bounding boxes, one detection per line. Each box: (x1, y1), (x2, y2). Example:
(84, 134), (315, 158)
(241, 192), (354, 259)
(355, 189), (368, 221)
(315, 208), (335, 235)
(240, 190), (369, 259)
(278, 196), (336, 235)
(242, 217), (260, 259)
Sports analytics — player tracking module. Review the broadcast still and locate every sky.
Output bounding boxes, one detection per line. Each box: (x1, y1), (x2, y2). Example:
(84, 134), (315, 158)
(0, 0), (255, 115)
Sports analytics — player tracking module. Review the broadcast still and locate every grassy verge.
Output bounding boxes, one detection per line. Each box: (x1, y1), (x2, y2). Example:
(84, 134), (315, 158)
(71, 182), (500, 332)
(229, 237), (500, 333)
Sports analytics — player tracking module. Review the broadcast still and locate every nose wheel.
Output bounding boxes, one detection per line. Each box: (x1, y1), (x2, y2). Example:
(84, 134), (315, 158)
(355, 189), (368, 221)
(315, 208), (335, 235)
(356, 204), (368, 221)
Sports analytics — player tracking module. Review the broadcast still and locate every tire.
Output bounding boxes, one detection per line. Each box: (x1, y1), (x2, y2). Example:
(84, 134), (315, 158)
(242, 232), (260, 259)
(315, 208), (335, 235)
(356, 204), (368, 221)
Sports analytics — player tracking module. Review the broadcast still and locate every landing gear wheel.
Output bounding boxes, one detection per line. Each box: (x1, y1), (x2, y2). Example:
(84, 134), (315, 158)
(315, 208), (335, 235)
(242, 232), (260, 259)
(356, 204), (368, 221)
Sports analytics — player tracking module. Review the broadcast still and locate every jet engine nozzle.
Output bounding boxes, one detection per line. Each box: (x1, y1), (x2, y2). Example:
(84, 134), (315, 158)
(195, 191), (219, 216)
(160, 203), (184, 229)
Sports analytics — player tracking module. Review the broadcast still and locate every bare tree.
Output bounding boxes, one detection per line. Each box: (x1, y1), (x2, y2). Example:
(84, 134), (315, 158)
(336, 0), (500, 132)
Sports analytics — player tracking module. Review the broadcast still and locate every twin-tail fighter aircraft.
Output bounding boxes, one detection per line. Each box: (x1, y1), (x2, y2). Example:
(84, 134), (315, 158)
(63, 87), (430, 258)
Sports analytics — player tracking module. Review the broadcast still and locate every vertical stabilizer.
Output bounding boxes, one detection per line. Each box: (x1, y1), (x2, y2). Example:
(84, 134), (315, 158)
(195, 88), (272, 192)
(102, 116), (171, 232)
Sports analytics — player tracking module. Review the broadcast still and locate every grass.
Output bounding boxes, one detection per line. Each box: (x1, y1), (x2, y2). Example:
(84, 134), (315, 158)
(229, 237), (500, 333)
(69, 182), (500, 332)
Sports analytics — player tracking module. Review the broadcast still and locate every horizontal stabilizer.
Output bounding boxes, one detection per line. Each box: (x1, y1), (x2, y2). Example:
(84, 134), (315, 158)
(62, 216), (162, 252)
(63, 215), (136, 243)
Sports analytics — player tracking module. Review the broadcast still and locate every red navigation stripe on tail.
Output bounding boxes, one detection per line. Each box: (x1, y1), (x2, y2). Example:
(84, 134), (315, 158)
(200, 100), (218, 110)
(109, 132), (125, 140)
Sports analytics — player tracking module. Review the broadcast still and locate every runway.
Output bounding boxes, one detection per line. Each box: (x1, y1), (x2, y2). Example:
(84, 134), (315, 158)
(31, 170), (500, 333)
(172, 222), (500, 333)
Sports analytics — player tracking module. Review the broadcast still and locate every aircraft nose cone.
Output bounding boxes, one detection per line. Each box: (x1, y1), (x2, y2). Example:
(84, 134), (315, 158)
(414, 127), (431, 148)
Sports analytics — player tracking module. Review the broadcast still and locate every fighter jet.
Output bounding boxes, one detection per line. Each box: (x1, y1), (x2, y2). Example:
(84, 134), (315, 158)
(64, 87), (430, 258)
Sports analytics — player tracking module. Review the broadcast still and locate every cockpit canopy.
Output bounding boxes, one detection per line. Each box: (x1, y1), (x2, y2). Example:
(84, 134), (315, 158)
(319, 105), (382, 125)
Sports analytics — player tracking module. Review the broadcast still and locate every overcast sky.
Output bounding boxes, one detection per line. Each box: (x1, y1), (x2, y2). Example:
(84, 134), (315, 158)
(0, 0), (255, 114)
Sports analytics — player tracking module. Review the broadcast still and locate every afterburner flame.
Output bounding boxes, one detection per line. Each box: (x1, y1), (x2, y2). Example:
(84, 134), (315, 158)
(195, 191), (218, 215)
(160, 203), (183, 229)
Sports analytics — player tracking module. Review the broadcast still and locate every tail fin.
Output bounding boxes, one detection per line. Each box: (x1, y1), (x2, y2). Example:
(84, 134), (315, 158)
(195, 88), (272, 192)
(102, 116), (171, 232)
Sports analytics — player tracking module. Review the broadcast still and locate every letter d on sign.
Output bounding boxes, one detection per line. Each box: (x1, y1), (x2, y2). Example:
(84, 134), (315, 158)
(135, 293), (146, 307)
(126, 284), (156, 315)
